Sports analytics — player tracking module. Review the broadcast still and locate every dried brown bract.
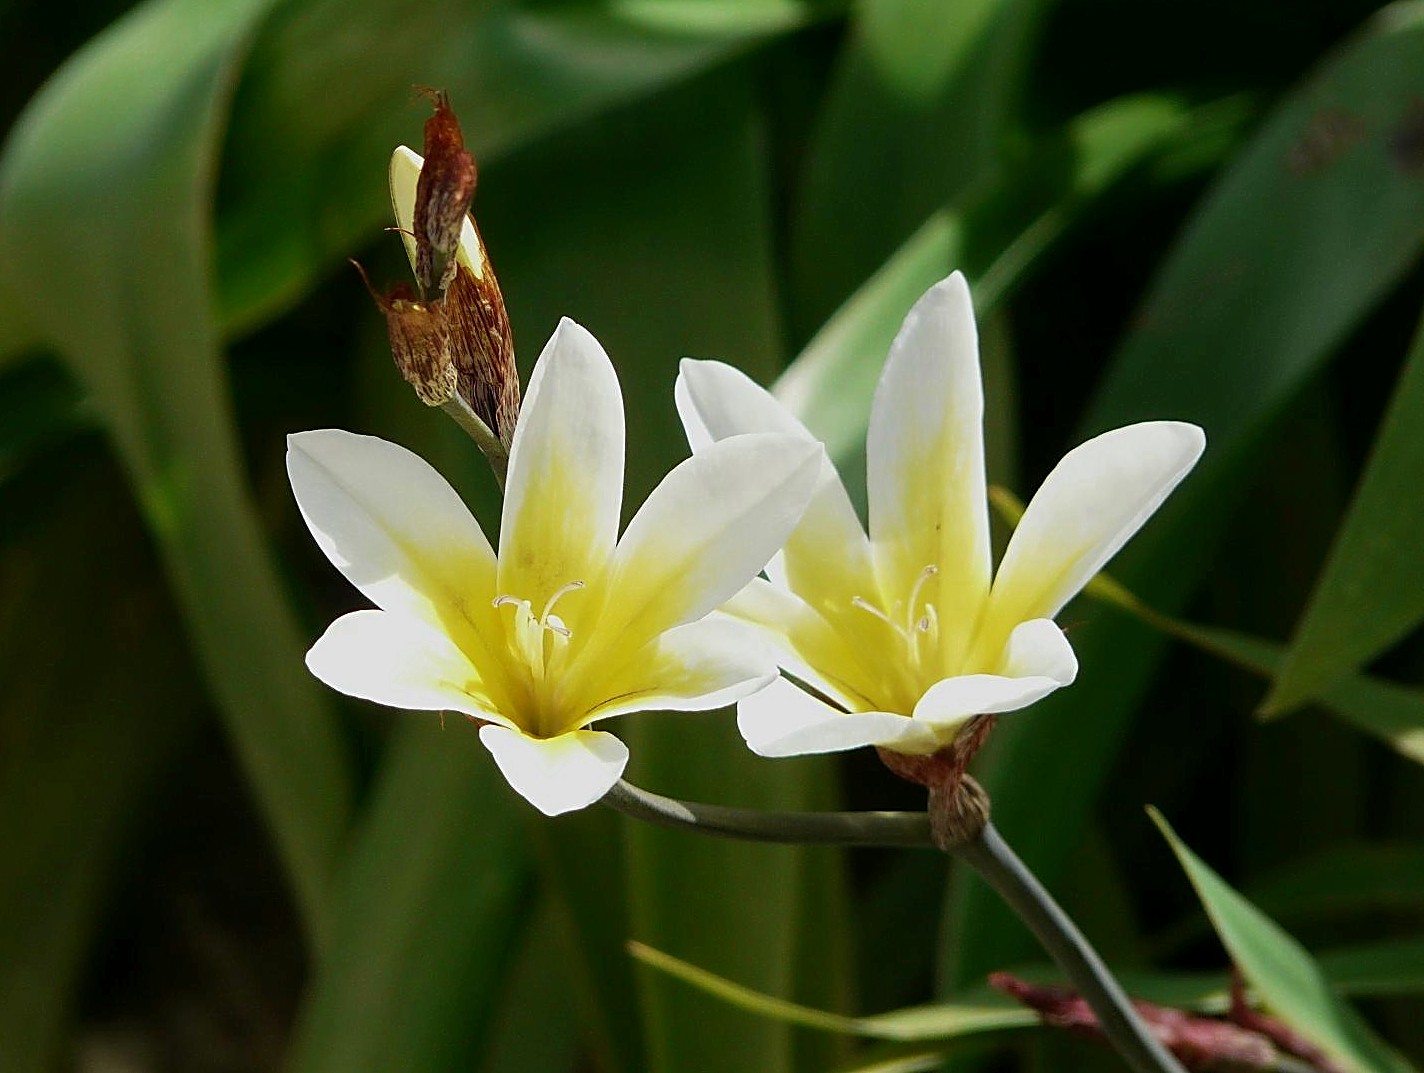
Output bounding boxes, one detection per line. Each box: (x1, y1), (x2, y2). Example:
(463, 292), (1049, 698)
(412, 87), (477, 298)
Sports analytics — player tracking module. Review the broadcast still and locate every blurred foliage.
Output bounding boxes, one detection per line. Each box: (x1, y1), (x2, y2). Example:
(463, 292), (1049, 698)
(2, 0), (1424, 1071)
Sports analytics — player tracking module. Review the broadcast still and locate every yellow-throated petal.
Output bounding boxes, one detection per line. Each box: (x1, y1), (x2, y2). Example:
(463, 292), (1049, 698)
(737, 677), (941, 757)
(286, 430), (512, 698)
(477, 724), (628, 816)
(577, 616), (776, 725)
(866, 273), (991, 669)
(722, 578), (886, 712)
(676, 358), (876, 617)
(306, 610), (512, 729)
(498, 318), (624, 618)
(389, 145), (492, 283)
(593, 433), (821, 655)
(971, 420), (1204, 664)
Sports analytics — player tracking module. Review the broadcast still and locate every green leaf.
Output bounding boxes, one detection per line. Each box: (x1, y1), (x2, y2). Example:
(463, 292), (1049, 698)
(789, 0), (1052, 333)
(628, 942), (1035, 1042)
(1150, 808), (1414, 1073)
(480, 897), (581, 1073)
(0, 0), (353, 944)
(948, 2), (1424, 987)
(1320, 936), (1424, 998)
(285, 722), (534, 1073)
(0, 465), (198, 1073)
(1266, 304), (1424, 713)
(216, 0), (818, 333)
(777, 92), (1219, 468)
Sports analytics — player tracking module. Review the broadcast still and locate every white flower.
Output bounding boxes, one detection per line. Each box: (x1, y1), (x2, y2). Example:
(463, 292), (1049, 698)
(289, 320), (821, 814)
(676, 272), (1204, 759)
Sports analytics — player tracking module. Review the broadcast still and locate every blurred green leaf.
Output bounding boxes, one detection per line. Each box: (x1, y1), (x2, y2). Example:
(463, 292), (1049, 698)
(286, 722), (534, 1073)
(789, 0), (1052, 333)
(480, 897), (580, 1073)
(217, 0), (820, 333)
(0, 0), (353, 943)
(949, 1), (1424, 987)
(777, 92), (1220, 466)
(629, 942), (1035, 1041)
(0, 359), (88, 486)
(1151, 808), (1413, 1073)
(1091, 576), (1424, 768)
(0, 467), (198, 1073)
(1321, 936), (1424, 998)
(1265, 305), (1424, 714)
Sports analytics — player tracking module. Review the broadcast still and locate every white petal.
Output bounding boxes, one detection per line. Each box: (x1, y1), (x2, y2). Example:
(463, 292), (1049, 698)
(581, 616), (776, 724)
(722, 578), (876, 712)
(388, 145), (491, 283)
(911, 671), (1067, 729)
(677, 359), (876, 616)
(866, 273), (992, 666)
(305, 610), (513, 728)
(596, 433), (821, 650)
(478, 724), (628, 816)
(498, 318), (624, 613)
(1000, 618), (1078, 684)
(974, 420), (1205, 662)
(286, 429), (497, 631)
(737, 677), (941, 757)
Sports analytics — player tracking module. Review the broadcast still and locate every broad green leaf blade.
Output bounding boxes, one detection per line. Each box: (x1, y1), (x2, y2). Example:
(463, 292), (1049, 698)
(480, 897), (580, 1073)
(948, 1), (1424, 987)
(286, 722), (534, 1073)
(777, 92), (1217, 467)
(1265, 305), (1424, 713)
(0, 470), (197, 1073)
(1150, 809), (1413, 1073)
(789, 0), (1051, 333)
(629, 943), (1035, 1042)
(217, 0), (818, 333)
(0, 0), (353, 943)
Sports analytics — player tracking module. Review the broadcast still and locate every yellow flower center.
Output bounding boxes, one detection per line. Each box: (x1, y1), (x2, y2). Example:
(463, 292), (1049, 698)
(851, 564), (941, 689)
(493, 580), (585, 734)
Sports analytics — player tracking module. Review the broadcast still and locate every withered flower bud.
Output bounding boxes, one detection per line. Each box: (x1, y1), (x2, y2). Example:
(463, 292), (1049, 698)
(445, 245), (519, 448)
(354, 263), (457, 407)
(412, 88), (477, 298)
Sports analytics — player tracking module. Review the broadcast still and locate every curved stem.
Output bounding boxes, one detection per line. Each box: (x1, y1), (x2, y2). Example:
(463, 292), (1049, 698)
(957, 822), (1187, 1073)
(602, 779), (932, 847)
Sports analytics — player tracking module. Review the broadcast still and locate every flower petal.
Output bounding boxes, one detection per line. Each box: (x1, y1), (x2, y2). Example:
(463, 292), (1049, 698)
(595, 433), (821, 652)
(676, 358), (876, 615)
(911, 670), (1066, 728)
(578, 615), (776, 724)
(866, 273), (991, 668)
(972, 420), (1205, 663)
(737, 677), (941, 757)
(286, 429), (503, 639)
(722, 578), (883, 712)
(477, 724), (628, 816)
(498, 318), (624, 617)
(306, 610), (512, 729)
(999, 618), (1078, 684)
(389, 145), (492, 284)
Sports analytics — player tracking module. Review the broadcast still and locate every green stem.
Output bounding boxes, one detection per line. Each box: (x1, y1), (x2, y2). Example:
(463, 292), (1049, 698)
(605, 778), (1188, 1073)
(602, 780), (931, 847)
(956, 823), (1187, 1073)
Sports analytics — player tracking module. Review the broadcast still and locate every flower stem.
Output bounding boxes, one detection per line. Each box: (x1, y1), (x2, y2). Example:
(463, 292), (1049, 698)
(605, 777), (1187, 1073)
(602, 779), (931, 846)
(956, 822), (1187, 1073)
